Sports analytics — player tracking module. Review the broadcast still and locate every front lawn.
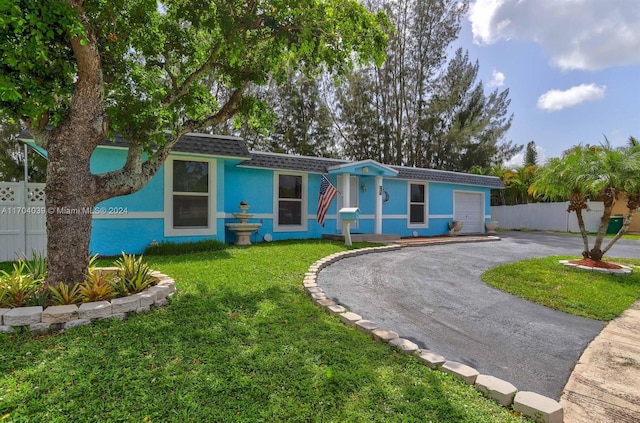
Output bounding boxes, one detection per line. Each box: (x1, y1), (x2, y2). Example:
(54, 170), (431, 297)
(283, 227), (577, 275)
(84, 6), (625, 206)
(482, 256), (640, 321)
(0, 241), (526, 422)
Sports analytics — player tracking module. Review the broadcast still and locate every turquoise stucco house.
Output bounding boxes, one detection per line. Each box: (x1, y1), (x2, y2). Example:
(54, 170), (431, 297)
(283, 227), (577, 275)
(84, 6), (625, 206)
(19, 132), (503, 255)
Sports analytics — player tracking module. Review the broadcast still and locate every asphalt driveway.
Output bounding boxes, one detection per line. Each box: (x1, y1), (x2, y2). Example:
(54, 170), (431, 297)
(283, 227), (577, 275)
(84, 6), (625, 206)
(317, 232), (640, 399)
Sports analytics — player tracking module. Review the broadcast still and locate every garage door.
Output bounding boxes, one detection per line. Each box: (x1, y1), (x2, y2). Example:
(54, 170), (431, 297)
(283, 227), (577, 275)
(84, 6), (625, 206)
(454, 192), (483, 233)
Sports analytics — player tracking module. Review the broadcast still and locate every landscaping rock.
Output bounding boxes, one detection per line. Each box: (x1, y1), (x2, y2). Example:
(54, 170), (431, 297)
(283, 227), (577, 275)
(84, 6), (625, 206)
(157, 279), (176, 294)
(326, 305), (346, 315)
(111, 296), (140, 314)
(315, 298), (336, 307)
(41, 305), (79, 323)
(339, 311), (362, 327)
(310, 292), (327, 301)
(371, 328), (399, 342)
(155, 298), (168, 307)
(355, 320), (379, 334)
(513, 391), (563, 423)
(474, 374), (518, 406)
(0, 326), (14, 333)
(0, 308), (9, 325)
(3, 306), (43, 326)
(389, 337), (419, 354)
(109, 313), (127, 320)
(417, 350), (446, 369)
(148, 285), (170, 301)
(29, 322), (51, 333)
(305, 286), (323, 294)
(78, 301), (112, 320)
(442, 361), (479, 385)
(64, 319), (91, 330)
(137, 293), (155, 308)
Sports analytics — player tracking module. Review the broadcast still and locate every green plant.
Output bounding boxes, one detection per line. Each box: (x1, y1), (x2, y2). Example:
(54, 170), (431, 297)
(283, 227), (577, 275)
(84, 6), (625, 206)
(79, 271), (115, 302)
(114, 253), (154, 295)
(48, 282), (82, 306)
(0, 261), (43, 307)
(86, 253), (100, 277)
(21, 250), (47, 281)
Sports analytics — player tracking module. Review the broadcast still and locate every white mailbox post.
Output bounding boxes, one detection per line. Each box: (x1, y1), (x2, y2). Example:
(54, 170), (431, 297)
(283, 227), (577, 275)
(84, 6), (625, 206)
(339, 207), (360, 246)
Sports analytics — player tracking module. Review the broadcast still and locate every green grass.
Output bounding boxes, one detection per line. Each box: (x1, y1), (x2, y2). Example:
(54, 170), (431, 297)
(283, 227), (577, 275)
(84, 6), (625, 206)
(0, 240), (526, 423)
(482, 256), (640, 321)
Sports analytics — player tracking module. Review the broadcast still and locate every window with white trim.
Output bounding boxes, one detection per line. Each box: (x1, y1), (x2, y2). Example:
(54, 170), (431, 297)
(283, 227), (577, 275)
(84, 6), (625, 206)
(165, 157), (216, 236)
(274, 172), (307, 231)
(408, 182), (428, 226)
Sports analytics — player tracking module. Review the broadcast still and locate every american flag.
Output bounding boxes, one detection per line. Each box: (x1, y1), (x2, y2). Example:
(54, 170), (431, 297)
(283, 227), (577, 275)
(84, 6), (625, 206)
(317, 175), (337, 227)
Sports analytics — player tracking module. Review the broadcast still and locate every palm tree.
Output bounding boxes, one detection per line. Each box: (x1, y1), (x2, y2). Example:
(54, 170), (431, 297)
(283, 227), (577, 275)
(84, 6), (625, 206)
(530, 140), (640, 261)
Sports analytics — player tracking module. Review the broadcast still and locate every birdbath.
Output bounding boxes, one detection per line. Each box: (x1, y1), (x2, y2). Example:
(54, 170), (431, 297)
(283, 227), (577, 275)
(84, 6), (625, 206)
(226, 202), (262, 245)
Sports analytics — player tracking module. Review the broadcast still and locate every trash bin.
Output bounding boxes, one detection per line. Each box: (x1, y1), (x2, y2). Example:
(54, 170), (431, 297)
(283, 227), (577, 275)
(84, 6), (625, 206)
(606, 215), (624, 234)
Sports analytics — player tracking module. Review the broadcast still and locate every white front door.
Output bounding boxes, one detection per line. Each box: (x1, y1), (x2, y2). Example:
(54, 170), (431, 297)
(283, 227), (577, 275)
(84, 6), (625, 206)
(454, 191), (483, 233)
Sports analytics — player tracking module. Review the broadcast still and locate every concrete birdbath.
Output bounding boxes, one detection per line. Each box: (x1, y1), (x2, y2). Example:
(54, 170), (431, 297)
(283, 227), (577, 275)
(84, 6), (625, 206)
(226, 202), (262, 246)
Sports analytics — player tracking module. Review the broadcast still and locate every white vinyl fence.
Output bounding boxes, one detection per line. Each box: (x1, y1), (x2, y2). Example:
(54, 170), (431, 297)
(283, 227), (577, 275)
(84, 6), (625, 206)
(491, 201), (604, 233)
(0, 182), (47, 262)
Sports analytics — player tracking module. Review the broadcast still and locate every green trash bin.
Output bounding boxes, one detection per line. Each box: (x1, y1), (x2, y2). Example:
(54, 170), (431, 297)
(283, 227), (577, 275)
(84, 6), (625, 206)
(607, 215), (624, 234)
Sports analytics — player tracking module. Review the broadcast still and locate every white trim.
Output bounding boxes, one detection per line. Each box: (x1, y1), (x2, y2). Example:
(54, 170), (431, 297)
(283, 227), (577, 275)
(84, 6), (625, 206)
(93, 212), (165, 220)
(164, 157), (217, 237)
(273, 171), (308, 232)
(407, 181), (429, 229)
(383, 214), (408, 219)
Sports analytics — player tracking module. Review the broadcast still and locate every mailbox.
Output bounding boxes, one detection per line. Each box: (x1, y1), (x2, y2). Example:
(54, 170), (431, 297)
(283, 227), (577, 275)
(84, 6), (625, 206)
(339, 207), (359, 221)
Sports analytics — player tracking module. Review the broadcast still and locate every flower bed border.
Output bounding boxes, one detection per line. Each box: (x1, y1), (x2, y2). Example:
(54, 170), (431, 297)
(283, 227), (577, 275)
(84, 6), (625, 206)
(0, 268), (175, 333)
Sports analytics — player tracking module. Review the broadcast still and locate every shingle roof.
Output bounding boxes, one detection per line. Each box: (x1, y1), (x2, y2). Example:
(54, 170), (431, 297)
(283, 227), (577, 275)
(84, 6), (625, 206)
(240, 151), (348, 174)
(240, 151), (504, 188)
(18, 129), (252, 160)
(19, 129), (502, 188)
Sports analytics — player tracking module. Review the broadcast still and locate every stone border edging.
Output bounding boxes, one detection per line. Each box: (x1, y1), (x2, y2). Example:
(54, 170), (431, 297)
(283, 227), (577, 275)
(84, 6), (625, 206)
(0, 269), (175, 334)
(304, 244), (564, 423)
(559, 260), (633, 275)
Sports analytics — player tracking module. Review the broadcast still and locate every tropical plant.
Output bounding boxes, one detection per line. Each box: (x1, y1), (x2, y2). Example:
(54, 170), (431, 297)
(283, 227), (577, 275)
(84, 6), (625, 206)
(114, 253), (155, 295)
(79, 271), (115, 303)
(49, 282), (83, 305)
(0, 261), (44, 307)
(530, 140), (640, 261)
(22, 250), (47, 281)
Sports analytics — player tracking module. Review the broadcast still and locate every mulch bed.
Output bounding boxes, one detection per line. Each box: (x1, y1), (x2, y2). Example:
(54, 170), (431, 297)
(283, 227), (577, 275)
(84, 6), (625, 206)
(568, 258), (623, 269)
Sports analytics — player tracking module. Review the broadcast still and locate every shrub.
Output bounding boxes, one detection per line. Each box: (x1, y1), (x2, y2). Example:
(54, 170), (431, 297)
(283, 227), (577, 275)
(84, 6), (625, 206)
(22, 250), (47, 280)
(49, 282), (83, 305)
(114, 253), (155, 295)
(0, 261), (44, 307)
(79, 271), (115, 302)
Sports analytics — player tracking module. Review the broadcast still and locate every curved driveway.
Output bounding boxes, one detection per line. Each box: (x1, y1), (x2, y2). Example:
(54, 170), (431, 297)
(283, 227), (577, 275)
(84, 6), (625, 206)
(318, 232), (640, 399)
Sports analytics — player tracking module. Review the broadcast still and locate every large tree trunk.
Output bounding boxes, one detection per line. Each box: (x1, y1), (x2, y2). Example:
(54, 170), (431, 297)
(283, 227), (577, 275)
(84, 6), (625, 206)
(45, 125), (100, 286)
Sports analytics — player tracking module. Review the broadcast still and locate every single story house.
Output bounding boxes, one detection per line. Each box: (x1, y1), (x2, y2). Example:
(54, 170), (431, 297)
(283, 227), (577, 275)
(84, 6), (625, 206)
(18, 131), (503, 255)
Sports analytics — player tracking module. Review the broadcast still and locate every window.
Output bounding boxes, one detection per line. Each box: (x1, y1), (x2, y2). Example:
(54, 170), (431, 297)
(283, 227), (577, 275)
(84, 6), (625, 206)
(409, 182), (428, 226)
(165, 157), (216, 236)
(274, 172), (307, 231)
(173, 160), (209, 227)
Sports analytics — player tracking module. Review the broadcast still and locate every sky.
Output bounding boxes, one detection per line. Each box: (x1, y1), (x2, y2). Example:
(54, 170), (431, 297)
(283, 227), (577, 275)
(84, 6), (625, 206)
(457, 0), (640, 167)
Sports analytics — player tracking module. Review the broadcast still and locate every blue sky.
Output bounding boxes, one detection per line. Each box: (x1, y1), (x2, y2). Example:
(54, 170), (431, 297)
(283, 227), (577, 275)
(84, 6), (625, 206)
(457, 0), (640, 167)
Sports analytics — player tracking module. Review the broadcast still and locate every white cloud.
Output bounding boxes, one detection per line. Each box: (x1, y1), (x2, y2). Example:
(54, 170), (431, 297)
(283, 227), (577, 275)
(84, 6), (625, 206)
(489, 69), (505, 87)
(504, 145), (548, 169)
(537, 83), (606, 111)
(469, 0), (640, 70)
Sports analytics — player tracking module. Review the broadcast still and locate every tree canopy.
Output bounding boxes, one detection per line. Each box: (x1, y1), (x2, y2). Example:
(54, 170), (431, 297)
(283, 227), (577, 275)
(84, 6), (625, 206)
(0, 0), (391, 284)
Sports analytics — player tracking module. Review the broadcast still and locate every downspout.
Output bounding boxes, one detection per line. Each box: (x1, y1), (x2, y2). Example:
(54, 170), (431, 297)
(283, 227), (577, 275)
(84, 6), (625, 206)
(23, 143), (29, 259)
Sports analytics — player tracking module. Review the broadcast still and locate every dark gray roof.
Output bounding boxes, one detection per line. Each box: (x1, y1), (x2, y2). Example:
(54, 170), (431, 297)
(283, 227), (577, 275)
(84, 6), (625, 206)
(18, 129), (251, 160)
(240, 151), (348, 174)
(240, 151), (504, 188)
(19, 129), (502, 188)
(392, 166), (504, 189)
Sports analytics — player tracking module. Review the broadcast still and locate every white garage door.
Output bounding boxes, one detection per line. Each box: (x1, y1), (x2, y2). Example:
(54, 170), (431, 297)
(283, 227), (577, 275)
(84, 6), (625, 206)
(454, 192), (483, 233)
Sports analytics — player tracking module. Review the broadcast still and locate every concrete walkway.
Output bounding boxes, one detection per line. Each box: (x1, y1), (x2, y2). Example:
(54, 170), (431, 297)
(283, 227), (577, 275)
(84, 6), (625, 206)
(317, 232), (640, 421)
(561, 299), (640, 422)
